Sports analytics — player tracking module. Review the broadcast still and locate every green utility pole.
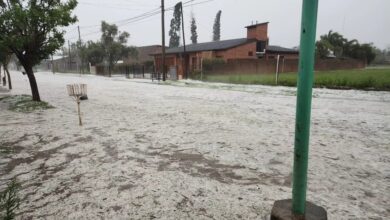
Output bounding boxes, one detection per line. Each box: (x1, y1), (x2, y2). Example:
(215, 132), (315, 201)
(271, 0), (327, 219)
(179, 2), (187, 79)
(161, 0), (166, 81)
(292, 0), (319, 216)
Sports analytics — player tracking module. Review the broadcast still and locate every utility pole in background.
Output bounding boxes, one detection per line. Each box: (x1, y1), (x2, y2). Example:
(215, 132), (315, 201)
(161, 0), (166, 81)
(77, 25), (84, 74)
(180, 2), (187, 79)
(51, 55), (54, 74)
(68, 40), (71, 72)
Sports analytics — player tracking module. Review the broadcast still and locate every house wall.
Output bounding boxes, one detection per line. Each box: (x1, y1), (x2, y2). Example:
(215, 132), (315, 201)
(183, 43), (258, 74)
(153, 43), (299, 79)
(154, 55), (176, 72)
(215, 42), (257, 60)
(247, 23), (268, 41)
(188, 51), (212, 72)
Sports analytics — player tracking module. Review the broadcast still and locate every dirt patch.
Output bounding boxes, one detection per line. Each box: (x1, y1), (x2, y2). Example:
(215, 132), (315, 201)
(86, 127), (110, 137)
(102, 140), (119, 160)
(110, 205), (122, 212)
(129, 147), (289, 186)
(117, 183), (135, 192)
(74, 136), (93, 143)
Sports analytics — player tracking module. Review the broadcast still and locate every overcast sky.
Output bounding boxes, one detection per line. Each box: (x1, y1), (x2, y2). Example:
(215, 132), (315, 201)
(63, 0), (390, 49)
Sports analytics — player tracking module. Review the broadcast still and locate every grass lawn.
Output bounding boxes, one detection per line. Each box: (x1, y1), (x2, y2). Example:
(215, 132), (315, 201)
(203, 68), (390, 91)
(0, 95), (54, 113)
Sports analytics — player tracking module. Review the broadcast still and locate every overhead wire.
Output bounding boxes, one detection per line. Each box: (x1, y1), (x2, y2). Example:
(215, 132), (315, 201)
(66, 0), (214, 42)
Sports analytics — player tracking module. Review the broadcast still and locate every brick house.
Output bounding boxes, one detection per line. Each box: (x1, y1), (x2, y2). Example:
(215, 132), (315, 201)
(153, 22), (299, 79)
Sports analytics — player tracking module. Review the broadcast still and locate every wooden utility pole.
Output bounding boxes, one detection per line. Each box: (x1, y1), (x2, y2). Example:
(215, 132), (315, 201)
(68, 40), (72, 71)
(180, 2), (187, 79)
(51, 55), (55, 74)
(161, 0), (166, 81)
(275, 54), (280, 85)
(78, 25), (84, 74)
(78, 26), (81, 43)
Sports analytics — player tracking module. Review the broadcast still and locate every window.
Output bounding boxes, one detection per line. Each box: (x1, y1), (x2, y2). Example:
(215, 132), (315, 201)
(256, 41), (266, 52)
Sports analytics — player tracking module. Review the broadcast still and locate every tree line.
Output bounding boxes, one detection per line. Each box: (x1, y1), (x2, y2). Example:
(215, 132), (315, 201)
(77, 21), (138, 77)
(316, 30), (377, 64)
(168, 3), (222, 47)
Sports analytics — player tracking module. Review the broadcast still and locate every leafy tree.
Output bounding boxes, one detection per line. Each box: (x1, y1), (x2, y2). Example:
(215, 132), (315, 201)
(0, 0), (78, 101)
(346, 43), (376, 64)
(100, 21), (137, 76)
(315, 30), (376, 64)
(84, 41), (105, 66)
(212, 10), (222, 41)
(315, 40), (332, 58)
(372, 47), (388, 64)
(324, 30), (345, 57)
(190, 13), (198, 44)
(168, 3), (182, 47)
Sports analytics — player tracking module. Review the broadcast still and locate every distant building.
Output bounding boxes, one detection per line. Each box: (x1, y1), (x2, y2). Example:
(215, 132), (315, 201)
(153, 22), (299, 79)
(125, 45), (163, 65)
(37, 55), (80, 73)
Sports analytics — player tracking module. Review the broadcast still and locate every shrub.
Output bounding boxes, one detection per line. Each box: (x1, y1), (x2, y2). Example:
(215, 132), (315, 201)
(189, 70), (202, 80)
(0, 179), (21, 220)
(202, 58), (226, 71)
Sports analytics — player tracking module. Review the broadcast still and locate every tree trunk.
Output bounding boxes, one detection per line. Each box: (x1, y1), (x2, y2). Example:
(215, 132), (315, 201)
(2, 66), (6, 86)
(25, 66), (41, 101)
(5, 66), (12, 90)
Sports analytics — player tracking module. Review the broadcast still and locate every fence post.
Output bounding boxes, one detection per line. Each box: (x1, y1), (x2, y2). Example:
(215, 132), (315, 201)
(275, 54), (280, 85)
(200, 58), (203, 81)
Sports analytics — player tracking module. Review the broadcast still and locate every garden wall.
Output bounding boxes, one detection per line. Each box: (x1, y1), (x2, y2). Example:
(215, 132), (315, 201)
(95, 63), (154, 76)
(203, 58), (366, 75)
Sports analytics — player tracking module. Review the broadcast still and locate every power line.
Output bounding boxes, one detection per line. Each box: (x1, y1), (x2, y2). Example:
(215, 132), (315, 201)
(66, 0), (214, 42)
(78, 2), (159, 11)
(78, 0), (160, 8)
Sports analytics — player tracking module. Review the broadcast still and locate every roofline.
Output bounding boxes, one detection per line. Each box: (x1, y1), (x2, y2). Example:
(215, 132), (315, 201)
(136, 45), (162, 48)
(245, 22), (269, 29)
(152, 38), (257, 56)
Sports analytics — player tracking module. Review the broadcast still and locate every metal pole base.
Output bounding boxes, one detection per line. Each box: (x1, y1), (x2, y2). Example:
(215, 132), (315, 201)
(271, 199), (327, 220)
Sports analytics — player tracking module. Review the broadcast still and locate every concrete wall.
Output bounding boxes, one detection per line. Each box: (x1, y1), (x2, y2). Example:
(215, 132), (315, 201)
(204, 58), (366, 75)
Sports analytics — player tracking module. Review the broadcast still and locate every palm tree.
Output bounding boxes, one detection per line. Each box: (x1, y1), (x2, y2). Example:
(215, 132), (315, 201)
(324, 30), (345, 57)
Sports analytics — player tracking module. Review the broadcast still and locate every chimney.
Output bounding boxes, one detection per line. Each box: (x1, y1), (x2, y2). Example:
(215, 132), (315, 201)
(245, 22), (269, 42)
